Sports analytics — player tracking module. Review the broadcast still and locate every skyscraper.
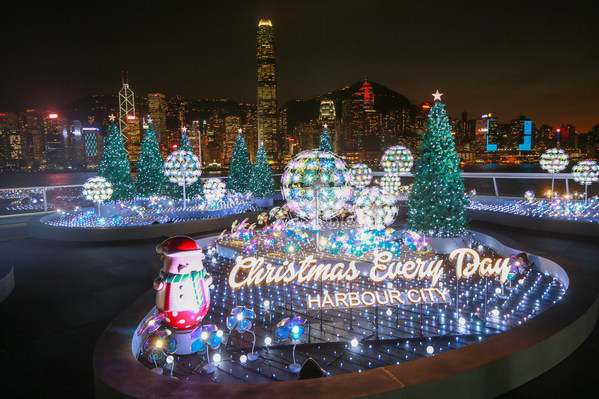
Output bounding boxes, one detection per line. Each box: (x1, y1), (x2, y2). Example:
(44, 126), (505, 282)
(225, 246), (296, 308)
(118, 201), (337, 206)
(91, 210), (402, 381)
(256, 19), (277, 161)
(148, 93), (168, 154)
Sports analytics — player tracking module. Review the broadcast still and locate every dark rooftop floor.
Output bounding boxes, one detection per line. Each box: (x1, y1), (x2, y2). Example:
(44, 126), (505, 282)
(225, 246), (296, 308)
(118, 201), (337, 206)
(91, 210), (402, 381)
(0, 218), (597, 398)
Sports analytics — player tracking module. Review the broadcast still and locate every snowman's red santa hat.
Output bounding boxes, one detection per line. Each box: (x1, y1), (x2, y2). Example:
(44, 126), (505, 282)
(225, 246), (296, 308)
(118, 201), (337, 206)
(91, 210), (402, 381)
(156, 235), (200, 254)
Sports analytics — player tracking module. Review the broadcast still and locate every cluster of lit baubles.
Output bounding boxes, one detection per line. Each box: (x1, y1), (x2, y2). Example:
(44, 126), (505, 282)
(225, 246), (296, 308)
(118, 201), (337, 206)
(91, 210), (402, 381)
(524, 190), (535, 202)
(281, 149), (351, 220)
(572, 160), (599, 186)
(353, 186), (398, 229)
(164, 150), (202, 185)
(348, 163), (372, 189)
(82, 176), (113, 203)
(321, 229), (401, 258)
(403, 230), (432, 253)
(203, 178), (226, 204)
(539, 148), (568, 173)
(381, 146), (413, 174)
(379, 174), (402, 197)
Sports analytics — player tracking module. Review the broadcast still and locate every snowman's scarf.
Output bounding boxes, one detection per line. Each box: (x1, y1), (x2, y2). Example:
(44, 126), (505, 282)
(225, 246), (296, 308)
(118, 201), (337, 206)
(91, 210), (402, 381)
(159, 269), (208, 306)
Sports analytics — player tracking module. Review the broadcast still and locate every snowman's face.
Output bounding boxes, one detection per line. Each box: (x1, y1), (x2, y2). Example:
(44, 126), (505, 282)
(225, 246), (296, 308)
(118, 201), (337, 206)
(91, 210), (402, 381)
(164, 250), (205, 274)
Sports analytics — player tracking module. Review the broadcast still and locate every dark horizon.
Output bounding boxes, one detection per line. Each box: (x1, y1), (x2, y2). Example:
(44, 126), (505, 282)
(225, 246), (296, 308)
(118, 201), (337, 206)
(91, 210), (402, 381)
(1, 1), (597, 131)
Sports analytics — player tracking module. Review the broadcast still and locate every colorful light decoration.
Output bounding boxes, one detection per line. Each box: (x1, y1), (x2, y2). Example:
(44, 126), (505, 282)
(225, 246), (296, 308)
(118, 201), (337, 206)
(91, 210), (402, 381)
(524, 190), (535, 202)
(82, 176), (113, 218)
(203, 178), (226, 206)
(190, 324), (223, 373)
(354, 186), (398, 230)
(280, 149), (351, 221)
(348, 163), (373, 188)
(275, 316), (307, 373)
(379, 174), (402, 198)
(164, 150), (202, 208)
(573, 160), (599, 202)
(381, 146), (413, 175)
(227, 306), (259, 361)
(403, 230), (431, 253)
(539, 148), (568, 196)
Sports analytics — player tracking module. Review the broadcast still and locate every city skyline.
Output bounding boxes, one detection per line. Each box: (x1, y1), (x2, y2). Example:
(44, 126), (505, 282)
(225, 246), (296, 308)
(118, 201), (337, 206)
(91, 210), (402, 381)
(1, 1), (597, 132)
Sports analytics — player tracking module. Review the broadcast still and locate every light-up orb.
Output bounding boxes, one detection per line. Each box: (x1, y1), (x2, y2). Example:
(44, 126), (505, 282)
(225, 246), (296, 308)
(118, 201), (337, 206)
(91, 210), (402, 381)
(381, 146), (413, 174)
(573, 160), (599, 186)
(524, 190), (535, 202)
(354, 187), (398, 229)
(379, 174), (402, 197)
(164, 150), (202, 186)
(281, 149), (351, 220)
(539, 148), (568, 173)
(203, 178), (226, 203)
(348, 163), (372, 188)
(82, 176), (113, 203)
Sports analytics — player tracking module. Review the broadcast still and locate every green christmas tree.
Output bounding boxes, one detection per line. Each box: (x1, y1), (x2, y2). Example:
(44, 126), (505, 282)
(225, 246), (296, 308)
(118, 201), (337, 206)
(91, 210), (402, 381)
(248, 144), (276, 197)
(135, 122), (169, 197)
(98, 117), (134, 201)
(319, 123), (333, 152)
(227, 131), (252, 193)
(407, 93), (468, 236)
(168, 128), (203, 199)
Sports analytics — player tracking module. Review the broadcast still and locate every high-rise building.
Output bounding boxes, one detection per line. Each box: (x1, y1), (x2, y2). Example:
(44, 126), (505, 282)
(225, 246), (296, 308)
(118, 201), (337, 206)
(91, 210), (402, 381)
(19, 109), (43, 169)
(83, 127), (102, 168)
(224, 116), (241, 161)
(126, 116), (141, 165)
(341, 80), (382, 154)
(43, 113), (66, 169)
(118, 72), (135, 146)
(318, 100), (340, 152)
(0, 112), (23, 170)
(256, 19), (278, 161)
(148, 93), (167, 153)
(510, 117), (533, 151)
(475, 114), (498, 151)
(64, 120), (85, 168)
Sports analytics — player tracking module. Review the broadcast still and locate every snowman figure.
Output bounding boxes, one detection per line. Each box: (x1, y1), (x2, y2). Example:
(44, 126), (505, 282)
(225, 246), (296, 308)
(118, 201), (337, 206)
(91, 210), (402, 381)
(154, 236), (213, 354)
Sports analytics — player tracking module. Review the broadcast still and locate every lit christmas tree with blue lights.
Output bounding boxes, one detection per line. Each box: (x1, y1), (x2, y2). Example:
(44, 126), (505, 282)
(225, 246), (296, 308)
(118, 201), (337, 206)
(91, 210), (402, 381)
(227, 130), (252, 193)
(319, 123), (333, 152)
(248, 143), (276, 196)
(135, 120), (169, 197)
(98, 116), (134, 201)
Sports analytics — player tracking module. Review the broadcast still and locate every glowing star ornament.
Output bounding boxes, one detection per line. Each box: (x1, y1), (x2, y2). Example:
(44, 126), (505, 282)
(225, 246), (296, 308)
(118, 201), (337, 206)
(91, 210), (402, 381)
(348, 163), (373, 188)
(539, 148), (568, 196)
(573, 160), (599, 202)
(203, 178), (226, 206)
(164, 149), (202, 208)
(280, 149), (351, 221)
(432, 90), (443, 101)
(381, 146), (413, 175)
(354, 187), (398, 229)
(153, 236), (213, 355)
(379, 174), (402, 198)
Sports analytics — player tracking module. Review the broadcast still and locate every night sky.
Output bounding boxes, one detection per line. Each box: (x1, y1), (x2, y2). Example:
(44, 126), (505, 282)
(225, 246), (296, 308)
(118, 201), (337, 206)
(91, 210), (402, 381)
(1, 1), (597, 131)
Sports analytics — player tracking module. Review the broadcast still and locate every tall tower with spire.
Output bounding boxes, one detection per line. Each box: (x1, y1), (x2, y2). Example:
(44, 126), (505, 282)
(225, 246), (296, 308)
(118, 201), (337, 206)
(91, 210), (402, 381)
(118, 71), (135, 137)
(256, 19), (278, 162)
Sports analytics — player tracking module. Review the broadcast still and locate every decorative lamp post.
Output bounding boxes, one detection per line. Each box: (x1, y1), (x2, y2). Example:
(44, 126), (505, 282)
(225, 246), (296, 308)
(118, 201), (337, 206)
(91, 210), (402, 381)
(539, 148), (568, 197)
(82, 176), (113, 217)
(572, 160), (599, 203)
(164, 150), (202, 209)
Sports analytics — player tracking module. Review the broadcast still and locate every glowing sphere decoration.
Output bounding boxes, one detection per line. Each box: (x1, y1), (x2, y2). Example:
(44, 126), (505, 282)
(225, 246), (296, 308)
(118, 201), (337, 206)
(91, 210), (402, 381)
(203, 178), (226, 204)
(572, 160), (599, 186)
(524, 190), (535, 202)
(354, 187), (398, 229)
(82, 176), (113, 203)
(381, 146), (413, 174)
(348, 163), (372, 188)
(379, 174), (402, 197)
(539, 148), (568, 174)
(280, 149), (351, 220)
(164, 150), (202, 186)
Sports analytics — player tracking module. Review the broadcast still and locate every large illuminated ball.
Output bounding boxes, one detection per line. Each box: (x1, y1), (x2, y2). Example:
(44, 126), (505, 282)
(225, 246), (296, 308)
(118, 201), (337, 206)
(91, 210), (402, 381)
(354, 187), (398, 229)
(379, 174), (402, 197)
(164, 150), (202, 186)
(572, 160), (599, 186)
(203, 178), (226, 203)
(539, 148), (568, 173)
(82, 176), (113, 203)
(349, 163), (372, 188)
(381, 146), (413, 174)
(281, 149), (351, 220)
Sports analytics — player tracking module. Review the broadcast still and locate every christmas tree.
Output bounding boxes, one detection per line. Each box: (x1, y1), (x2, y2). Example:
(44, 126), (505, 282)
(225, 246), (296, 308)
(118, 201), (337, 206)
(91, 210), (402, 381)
(247, 144), (276, 197)
(407, 91), (468, 236)
(98, 117), (134, 201)
(135, 121), (169, 197)
(319, 123), (333, 152)
(169, 128), (203, 198)
(227, 130), (252, 193)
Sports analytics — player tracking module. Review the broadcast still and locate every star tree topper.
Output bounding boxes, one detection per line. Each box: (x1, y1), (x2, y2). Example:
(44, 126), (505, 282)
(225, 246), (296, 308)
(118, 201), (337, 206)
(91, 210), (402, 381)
(432, 90), (443, 101)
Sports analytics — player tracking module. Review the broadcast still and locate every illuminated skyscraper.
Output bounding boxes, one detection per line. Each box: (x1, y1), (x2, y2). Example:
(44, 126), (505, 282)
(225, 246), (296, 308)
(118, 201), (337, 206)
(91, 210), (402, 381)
(256, 19), (278, 161)
(475, 114), (498, 151)
(43, 113), (66, 169)
(148, 93), (168, 153)
(118, 72), (135, 142)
